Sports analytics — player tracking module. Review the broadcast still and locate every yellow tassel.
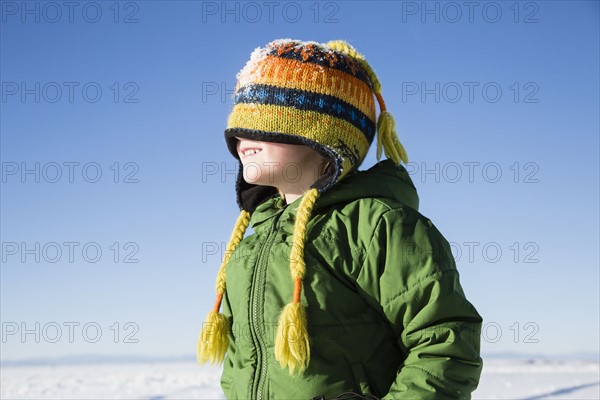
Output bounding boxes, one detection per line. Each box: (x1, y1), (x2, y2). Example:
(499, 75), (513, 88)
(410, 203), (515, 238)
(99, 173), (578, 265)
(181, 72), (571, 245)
(288, 189), (319, 275)
(274, 302), (310, 375)
(376, 110), (408, 165)
(197, 309), (229, 365)
(324, 41), (408, 166)
(197, 210), (250, 366)
(274, 189), (319, 375)
(216, 210), (251, 294)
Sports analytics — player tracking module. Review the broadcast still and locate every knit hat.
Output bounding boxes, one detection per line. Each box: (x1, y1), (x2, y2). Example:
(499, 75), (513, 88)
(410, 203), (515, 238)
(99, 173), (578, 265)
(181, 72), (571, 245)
(198, 39), (409, 374)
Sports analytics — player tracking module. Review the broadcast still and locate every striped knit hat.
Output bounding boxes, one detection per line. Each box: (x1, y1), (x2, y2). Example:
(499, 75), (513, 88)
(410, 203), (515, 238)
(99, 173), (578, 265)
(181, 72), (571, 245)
(198, 39), (408, 374)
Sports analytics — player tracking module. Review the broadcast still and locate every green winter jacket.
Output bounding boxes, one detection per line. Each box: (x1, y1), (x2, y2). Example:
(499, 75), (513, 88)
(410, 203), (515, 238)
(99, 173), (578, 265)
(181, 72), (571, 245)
(220, 159), (483, 399)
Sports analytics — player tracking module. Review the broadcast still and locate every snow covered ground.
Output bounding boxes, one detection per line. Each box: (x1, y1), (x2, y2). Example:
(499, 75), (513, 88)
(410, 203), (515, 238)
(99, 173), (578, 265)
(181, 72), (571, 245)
(475, 359), (599, 399)
(1, 358), (598, 399)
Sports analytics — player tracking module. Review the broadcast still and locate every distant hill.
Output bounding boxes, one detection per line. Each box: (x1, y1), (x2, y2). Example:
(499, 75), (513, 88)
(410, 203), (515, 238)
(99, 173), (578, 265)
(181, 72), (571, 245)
(2, 352), (599, 367)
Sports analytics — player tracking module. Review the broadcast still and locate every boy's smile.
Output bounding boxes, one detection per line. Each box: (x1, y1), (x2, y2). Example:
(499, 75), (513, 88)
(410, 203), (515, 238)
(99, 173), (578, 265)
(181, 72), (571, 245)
(241, 148), (261, 157)
(238, 142), (263, 159)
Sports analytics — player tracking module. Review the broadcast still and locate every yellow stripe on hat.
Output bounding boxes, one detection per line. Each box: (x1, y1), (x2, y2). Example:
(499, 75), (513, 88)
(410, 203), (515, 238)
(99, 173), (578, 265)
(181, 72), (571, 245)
(227, 103), (370, 168)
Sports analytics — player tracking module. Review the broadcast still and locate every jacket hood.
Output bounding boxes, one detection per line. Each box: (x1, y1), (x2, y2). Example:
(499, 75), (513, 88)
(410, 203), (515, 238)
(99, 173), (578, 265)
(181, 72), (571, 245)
(314, 159), (419, 211)
(250, 159), (419, 227)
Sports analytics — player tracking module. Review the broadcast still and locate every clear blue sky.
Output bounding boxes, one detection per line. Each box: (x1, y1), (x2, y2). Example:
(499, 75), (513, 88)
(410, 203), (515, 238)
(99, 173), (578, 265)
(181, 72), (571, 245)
(1, 0), (598, 362)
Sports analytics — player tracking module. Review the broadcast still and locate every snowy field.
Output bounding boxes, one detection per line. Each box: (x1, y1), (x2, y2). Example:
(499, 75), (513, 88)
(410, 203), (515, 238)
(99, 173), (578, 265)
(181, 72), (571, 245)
(1, 358), (598, 399)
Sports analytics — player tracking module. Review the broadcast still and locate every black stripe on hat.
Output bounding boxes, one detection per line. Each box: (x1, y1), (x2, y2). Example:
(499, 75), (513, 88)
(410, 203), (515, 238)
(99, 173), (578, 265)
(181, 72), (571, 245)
(266, 44), (372, 87)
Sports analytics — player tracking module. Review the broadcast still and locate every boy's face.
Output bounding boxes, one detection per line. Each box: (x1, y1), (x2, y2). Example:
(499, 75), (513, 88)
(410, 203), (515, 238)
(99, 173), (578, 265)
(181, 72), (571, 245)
(235, 137), (327, 191)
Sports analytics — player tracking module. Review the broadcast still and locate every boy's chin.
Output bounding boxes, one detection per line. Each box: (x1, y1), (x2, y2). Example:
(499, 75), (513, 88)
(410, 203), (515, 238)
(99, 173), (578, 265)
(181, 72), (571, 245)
(241, 166), (279, 187)
(242, 174), (275, 187)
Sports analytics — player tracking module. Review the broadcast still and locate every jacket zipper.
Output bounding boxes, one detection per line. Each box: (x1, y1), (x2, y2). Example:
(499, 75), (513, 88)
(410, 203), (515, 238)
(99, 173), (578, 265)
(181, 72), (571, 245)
(250, 213), (281, 400)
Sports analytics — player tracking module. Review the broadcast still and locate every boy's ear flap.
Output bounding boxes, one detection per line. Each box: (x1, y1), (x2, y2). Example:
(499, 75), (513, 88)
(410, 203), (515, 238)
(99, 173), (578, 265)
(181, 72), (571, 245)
(310, 160), (330, 185)
(236, 167), (278, 213)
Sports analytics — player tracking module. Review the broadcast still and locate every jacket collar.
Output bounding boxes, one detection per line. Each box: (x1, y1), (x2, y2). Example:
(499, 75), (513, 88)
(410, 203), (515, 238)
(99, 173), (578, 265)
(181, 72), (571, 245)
(247, 159), (419, 231)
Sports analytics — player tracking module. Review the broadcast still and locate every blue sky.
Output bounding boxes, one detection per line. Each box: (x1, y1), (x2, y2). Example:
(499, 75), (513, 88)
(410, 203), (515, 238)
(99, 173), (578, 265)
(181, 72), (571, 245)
(1, 0), (598, 362)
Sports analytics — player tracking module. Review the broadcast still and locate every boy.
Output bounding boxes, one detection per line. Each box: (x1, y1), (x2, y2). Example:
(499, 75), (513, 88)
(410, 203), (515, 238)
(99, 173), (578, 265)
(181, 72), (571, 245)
(198, 39), (483, 399)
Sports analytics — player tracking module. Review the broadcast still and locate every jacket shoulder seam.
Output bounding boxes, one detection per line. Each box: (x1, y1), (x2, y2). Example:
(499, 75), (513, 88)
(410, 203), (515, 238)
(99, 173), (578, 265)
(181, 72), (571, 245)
(358, 205), (418, 265)
(382, 269), (458, 309)
(370, 197), (395, 211)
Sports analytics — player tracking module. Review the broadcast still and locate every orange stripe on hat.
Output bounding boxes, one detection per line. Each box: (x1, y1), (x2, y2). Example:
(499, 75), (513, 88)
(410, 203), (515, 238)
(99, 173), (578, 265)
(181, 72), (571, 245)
(236, 55), (376, 122)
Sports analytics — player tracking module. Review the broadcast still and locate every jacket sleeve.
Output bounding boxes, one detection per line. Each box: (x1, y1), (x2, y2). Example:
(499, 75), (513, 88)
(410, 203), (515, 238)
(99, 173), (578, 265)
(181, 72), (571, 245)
(354, 207), (483, 399)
